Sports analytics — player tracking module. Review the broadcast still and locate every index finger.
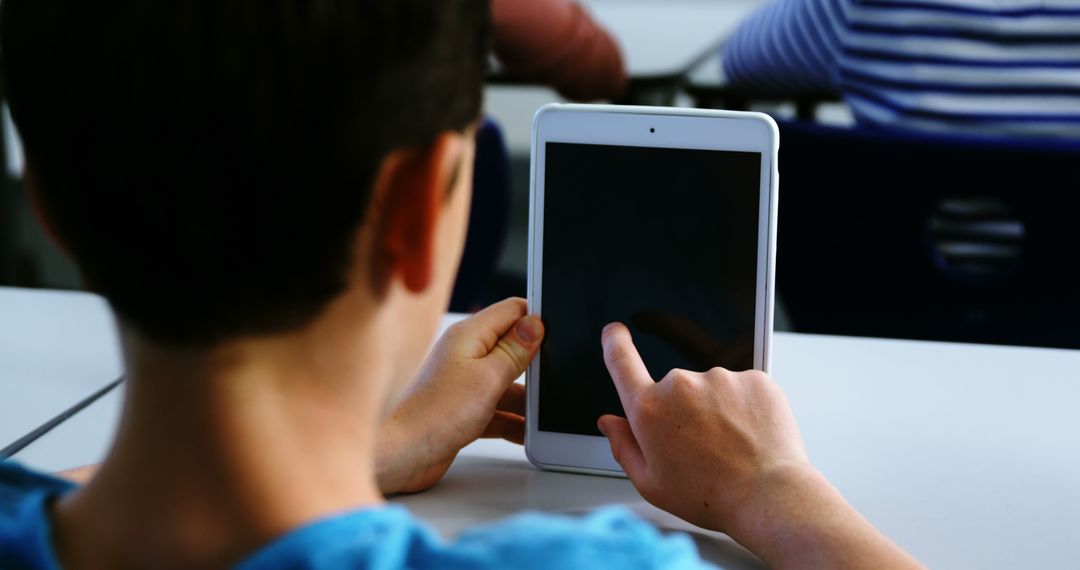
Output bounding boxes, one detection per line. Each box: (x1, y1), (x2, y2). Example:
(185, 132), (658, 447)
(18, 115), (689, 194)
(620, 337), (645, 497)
(601, 323), (654, 416)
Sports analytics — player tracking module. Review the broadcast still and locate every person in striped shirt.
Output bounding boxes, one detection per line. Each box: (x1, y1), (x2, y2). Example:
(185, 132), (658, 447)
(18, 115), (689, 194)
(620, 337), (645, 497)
(722, 0), (1080, 138)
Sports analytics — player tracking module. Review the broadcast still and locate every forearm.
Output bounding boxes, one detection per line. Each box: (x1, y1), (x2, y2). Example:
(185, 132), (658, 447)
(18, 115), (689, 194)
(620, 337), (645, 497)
(722, 0), (841, 94)
(724, 465), (923, 570)
(492, 0), (626, 101)
(374, 415), (432, 496)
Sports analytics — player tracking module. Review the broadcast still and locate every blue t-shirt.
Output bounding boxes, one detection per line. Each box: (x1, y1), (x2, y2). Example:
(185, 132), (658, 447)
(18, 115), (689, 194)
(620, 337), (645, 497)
(0, 462), (711, 569)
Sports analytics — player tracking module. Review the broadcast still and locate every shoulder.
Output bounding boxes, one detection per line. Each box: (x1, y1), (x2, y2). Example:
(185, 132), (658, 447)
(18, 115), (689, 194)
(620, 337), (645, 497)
(0, 462), (73, 519)
(447, 507), (710, 570)
(239, 505), (711, 570)
(0, 462), (73, 570)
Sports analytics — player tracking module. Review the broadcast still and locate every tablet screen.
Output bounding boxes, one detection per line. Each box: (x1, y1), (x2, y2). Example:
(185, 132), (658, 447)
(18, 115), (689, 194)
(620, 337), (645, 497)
(539, 142), (762, 436)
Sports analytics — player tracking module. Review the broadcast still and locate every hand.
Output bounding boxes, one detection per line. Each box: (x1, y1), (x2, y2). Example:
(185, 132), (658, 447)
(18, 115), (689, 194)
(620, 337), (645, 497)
(597, 322), (808, 532)
(376, 297), (543, 495)
(56, 464), (99, 484)
(597, 323), (922, 569)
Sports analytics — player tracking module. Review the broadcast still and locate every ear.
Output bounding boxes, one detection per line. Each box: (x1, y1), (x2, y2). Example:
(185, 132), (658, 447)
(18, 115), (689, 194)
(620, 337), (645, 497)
(369, 132), (465, 295)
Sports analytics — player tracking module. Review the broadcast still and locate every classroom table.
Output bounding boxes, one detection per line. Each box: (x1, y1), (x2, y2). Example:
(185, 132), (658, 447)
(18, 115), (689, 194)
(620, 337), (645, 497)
(3, 286), (1080, 569)
(582, 0), (762, 79)
(681, 41), (844, 121)
(491, 0), (766, 105)
(0, 287), (123, 465)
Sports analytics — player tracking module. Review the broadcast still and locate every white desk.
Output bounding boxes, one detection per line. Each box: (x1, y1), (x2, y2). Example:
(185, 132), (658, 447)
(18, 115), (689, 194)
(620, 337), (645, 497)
(581, 0), (764, 81)
(3, 287), (1080, 569)
(0, 287), (123, 468)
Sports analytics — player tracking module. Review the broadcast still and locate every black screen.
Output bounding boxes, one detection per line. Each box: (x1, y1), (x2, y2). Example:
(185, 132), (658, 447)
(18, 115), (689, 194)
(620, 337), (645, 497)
(539, 142), (762, 436)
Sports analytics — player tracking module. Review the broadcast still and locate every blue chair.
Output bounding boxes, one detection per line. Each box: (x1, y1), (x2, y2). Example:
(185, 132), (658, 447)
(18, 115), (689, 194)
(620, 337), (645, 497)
(776, 121), (1080, 349)
(449, 118), (512, 313)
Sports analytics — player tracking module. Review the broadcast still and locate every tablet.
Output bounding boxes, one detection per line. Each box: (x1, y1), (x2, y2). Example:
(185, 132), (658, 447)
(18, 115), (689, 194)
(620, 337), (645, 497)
(524, 104), (778, 475)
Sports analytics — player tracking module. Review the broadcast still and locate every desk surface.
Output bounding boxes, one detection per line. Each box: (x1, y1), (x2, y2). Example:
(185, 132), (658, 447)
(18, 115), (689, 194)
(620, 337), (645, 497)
(3, 287), (1080, 569)
(581, 0), (762, 79)
(0, 287), (122, 465)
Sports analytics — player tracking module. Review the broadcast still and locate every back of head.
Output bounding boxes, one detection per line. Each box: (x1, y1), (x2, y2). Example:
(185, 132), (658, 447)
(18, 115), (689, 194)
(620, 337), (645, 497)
(1, 0), (490, 346)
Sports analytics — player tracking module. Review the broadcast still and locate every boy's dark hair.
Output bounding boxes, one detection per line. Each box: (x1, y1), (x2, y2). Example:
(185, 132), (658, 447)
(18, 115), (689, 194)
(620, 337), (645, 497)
(0, 0), (490, 345)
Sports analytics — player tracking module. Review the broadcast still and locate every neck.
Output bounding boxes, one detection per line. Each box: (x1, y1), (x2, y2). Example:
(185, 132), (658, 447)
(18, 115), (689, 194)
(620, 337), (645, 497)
(53, 291), (403, 569)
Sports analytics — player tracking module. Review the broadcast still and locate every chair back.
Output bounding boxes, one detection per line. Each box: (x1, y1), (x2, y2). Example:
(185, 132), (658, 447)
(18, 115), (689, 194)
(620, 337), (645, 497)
(449, 118), (511, 313)
(777, 121), (1080, 348)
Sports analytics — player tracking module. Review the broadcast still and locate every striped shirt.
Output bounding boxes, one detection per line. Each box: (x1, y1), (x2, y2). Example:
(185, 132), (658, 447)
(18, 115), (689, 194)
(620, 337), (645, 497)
(722, 0), (1080, 138)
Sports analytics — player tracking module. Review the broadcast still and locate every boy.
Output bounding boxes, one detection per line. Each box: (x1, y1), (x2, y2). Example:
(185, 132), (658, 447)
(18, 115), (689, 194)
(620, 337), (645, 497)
(0, 1), (920, 568)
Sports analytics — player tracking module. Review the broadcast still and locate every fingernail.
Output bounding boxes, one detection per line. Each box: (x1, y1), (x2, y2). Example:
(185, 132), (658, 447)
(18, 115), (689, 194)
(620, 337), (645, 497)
(602, 322), (616, 335)
(596, 419), (608, 436)
(516, 316), (542, 344)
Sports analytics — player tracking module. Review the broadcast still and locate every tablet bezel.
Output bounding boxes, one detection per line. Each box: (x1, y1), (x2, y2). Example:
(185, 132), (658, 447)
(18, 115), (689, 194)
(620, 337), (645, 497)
(524, 104), (779, 476)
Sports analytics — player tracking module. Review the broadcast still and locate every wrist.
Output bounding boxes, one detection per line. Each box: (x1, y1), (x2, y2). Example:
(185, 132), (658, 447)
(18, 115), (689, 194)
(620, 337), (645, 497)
(723, 462), (838, 565)
(725, 463), (924, 569)
(375, 418), (410, 495)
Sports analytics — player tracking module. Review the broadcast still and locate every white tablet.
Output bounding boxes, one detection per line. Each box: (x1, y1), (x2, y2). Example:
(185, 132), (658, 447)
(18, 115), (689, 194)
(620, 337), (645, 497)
(524, 104), (779, 475)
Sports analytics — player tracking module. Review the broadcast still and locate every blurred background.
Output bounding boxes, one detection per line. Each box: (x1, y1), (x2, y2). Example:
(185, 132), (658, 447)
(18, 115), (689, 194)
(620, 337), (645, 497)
(3, 0), (1079, 349)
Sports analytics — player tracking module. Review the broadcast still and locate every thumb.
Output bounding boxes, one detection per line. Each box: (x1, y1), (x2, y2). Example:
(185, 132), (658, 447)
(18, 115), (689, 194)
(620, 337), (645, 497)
(485, 315), (544, 381)
(598, 415), (647, 482)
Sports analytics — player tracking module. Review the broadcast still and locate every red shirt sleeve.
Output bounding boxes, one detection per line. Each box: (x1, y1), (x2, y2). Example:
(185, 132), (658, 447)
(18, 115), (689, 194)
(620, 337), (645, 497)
(491, 0), (628, 101)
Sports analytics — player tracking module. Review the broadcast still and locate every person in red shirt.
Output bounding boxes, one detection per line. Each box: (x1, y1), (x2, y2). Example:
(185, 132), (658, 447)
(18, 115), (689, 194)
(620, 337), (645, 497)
(492, 0), (627, 101)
